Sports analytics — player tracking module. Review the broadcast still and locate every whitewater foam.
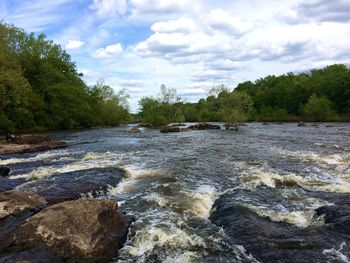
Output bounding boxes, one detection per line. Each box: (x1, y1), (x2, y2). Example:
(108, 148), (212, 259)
(240, 168), (350, 193)
(323, 242), (350, 263)
(0, 150), (69, 165)
(9, 151), (123, 180)
(245, 204), (324, 228)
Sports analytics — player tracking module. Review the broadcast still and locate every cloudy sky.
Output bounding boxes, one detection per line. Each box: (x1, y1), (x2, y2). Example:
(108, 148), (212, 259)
(1, 0), (350, 110)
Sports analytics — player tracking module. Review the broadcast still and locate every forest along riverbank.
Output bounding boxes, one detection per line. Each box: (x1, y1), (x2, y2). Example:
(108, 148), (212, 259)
(1, 123), (350, 262)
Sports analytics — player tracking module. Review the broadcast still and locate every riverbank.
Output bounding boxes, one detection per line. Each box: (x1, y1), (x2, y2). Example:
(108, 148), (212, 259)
(0, 135), (68, 155)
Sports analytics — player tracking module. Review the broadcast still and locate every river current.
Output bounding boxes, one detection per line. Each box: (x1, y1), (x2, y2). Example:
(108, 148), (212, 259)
(1, 123), (350, 262)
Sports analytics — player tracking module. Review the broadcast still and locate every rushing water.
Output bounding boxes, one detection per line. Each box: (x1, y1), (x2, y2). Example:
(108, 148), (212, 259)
(1, 123), (350, 262)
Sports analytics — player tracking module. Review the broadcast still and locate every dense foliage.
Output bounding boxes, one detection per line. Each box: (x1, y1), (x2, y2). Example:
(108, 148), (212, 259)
(139, 65), (350, 125)
(0, 23), (130, 133)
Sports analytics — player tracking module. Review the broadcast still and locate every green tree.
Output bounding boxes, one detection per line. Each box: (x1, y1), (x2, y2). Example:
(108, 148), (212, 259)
(302, 94), (337, 121)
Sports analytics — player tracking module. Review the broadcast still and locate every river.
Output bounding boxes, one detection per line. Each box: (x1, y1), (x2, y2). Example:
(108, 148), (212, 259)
(1, 123), (350, 262)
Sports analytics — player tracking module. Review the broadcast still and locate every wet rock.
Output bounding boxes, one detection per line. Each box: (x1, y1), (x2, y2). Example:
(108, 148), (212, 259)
(326, 124), (337, 128)
(169, 123), (186, 127)
(224, 123), (239, 131)
(0, 167), (10, 177)
(210, 193), (348, 263)
(316, 205), (350, 236)
(188, 123), (221, 130)
(298, 121), (306, 127)
(129, 127), (141, 133)
(0, 251), (60, 263)
(0, 191), (47, 243)
(1, 199), (132, 263)
(0, 191), (47, 220)
(0, 177), (24, 192)
(0, 141), (68, 155)
(159, 126), (191, 133)
(12, 135), (49, 145)
(18, 167), (125, 204)
(262, 122), (269, 125)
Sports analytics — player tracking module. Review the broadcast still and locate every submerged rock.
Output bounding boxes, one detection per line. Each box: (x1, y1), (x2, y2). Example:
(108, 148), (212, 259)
(129, 127), (142, 133)
(160, 126), (190, 133)
(18, 167), (125, 204)
(1, 199), (132, 263)
(0, 167), (10, 177)
(210, 193), (350, 263)
(188, 123), (221, 130)
(0, 177), (24, 192)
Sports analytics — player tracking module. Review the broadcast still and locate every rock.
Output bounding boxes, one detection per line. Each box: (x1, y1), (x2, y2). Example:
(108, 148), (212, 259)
(210, 192), (349, 263)
(0, 177), (24, 192)
(262, 122), (269, 125)
(1, 199), (132, 263)
(169, 123), (186, 127)
(0, 167), (10, 177)
(188, 123), (221, 130)
(160, 126), (191, 133)
(315, 205), (350, 235)
(0, 141), (68, 155)
(297, 121), (305, 127)
(326, 124), (337, 128)
(128, 127), (141, 133)
(12, 135), (49, 145)
(0, 251), (60, 263)
(17, 167), (125, 205)
(224, 123), (239, 131)
(0, 191), (47, 220)
(0, 191), (47, 243)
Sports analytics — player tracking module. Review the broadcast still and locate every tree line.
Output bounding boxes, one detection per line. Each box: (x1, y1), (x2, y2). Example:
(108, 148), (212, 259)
(0, 23), (130, 134)
(1, 22), (349, 133)
(138, 64), (350, 125)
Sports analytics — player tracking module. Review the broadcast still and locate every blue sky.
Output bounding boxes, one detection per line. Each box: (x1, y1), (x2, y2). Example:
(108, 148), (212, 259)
(1, 0), (350, 111)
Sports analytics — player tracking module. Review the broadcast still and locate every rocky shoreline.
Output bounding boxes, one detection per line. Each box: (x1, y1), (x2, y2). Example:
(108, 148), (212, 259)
(0, 135), (68, 155)
(0, 135), (133, 263)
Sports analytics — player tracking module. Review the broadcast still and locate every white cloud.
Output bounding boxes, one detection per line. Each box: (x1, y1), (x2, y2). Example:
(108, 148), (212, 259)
(130, 0), (200, 17)
(205, 9), (253, 36)
(151, 18), (197, 33)
(89, 0), (127, 17)
(94, 43), (124, 58)
(65, 40), (85, 49)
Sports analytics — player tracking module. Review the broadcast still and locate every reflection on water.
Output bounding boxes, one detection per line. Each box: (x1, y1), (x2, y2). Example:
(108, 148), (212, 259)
(1, 123), (350, 262)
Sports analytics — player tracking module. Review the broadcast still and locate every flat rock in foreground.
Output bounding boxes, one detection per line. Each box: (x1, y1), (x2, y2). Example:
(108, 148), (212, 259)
(1, 199), (132, 263)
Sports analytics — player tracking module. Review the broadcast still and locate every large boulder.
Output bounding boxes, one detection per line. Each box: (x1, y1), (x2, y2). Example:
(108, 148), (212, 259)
(188, 123), (221, 130)
(1, 199), (132, 263)
(0, 167), (10, 177)
(17, 167), (125, 205)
